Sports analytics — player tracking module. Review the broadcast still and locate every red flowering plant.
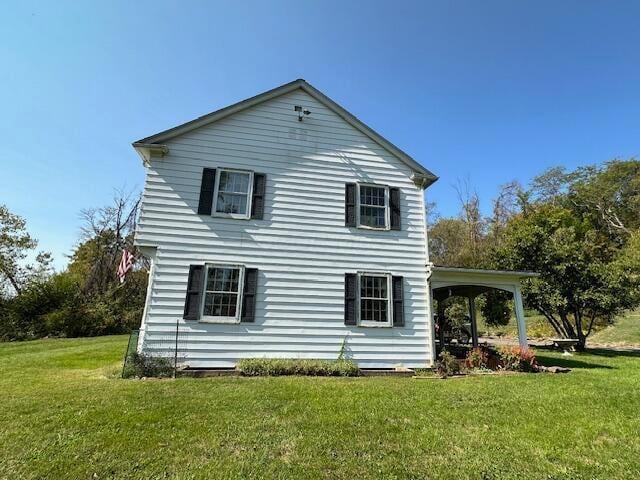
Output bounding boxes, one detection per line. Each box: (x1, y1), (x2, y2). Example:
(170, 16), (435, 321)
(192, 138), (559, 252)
(497, 346), (538, 372)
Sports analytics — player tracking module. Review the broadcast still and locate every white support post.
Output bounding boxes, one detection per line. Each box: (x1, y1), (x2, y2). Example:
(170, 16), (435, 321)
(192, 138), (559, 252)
(513, 285), (528, 349)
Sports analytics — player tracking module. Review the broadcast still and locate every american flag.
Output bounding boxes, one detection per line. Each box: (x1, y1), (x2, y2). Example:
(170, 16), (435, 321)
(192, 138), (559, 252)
(117, 249), (135, 284)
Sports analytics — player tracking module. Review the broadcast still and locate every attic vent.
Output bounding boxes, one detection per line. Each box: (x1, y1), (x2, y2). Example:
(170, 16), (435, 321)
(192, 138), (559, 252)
(294, 105), (311, 121)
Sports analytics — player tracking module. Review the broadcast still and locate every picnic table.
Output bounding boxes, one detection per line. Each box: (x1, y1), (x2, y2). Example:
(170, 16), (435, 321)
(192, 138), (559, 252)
(550, 338), (579, 354)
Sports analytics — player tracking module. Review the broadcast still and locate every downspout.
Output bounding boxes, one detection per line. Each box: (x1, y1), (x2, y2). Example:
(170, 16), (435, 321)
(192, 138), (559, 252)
(418, 177), (437, 367)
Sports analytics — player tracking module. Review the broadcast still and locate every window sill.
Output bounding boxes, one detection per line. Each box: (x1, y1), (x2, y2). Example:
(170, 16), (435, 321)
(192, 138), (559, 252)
(356, 225), (390, 231)
(358, 322), (392, 328)
(199, 317), (240, 324)
(211, 212), (251, 220)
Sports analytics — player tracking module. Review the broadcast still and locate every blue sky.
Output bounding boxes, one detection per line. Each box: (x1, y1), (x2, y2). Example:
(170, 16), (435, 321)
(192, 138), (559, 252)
(2, 0), (639, 269)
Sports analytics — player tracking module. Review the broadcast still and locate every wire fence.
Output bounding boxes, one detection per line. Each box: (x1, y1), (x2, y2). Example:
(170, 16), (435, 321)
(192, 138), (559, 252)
(121, 329), (140, 378)
(121, 322), (190, 378)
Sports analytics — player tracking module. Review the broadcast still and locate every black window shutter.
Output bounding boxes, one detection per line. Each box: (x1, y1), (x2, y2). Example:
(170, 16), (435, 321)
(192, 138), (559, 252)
(197, 168), (216, 215)
(345, 183), (357, 227)
(251, 173), (266, 219)
(390, 187), (401, 230)
(344, 273), (358, 325)
(241, 268), (258, 322)
(392, 275), (404, 327)
(183, 265), (204, 320)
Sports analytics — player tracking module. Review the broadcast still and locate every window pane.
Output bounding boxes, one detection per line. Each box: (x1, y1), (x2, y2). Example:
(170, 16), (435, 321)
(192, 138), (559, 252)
(207, 267), (239, 292)
(216, 193), (248, 214)
(360, 299), (388, 322)
(360, 186), (385, 206)
(360, 206), (386, 228)
(360, 275), (387, 299)
(219, 171), (250, 194)
(204, 292), (238, 317)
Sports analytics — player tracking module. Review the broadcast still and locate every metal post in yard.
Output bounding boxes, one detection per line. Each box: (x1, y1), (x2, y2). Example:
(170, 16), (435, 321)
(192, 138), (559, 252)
(173, 317), (179, 378)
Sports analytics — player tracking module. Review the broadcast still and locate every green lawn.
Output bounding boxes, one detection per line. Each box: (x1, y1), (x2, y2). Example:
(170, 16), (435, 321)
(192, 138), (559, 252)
(479, 310), (640, 344)
(2, 336), (640, 479)
(591, 312), (640, 345)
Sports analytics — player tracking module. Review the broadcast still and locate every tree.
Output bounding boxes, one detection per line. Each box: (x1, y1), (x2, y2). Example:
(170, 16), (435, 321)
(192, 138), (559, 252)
(0, 205), (52, 296)
(72, 190), (143, 295)
(0, 192), (149, 341)
(488, 180), (523, 247)
(429, 178), (489, 268)
(67, 190), (148, 333)
(480, 289), (512, 326)
(493, 203), (640, 349)
(429, 179), (514, 324)
(568, 160), (640, 240)
(429, 218), (471, 267)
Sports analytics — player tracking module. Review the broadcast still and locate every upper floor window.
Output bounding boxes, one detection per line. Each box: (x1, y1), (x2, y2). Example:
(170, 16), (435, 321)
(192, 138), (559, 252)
(345, 183), (400, 231)
(358, 184), (389, 229)
(214, 169), (254, 218)
(197, 168), (266, 220)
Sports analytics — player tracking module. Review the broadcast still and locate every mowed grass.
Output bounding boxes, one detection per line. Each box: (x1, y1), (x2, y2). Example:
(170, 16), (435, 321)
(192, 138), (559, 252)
(1, 336), (640, 479)
(591, 312), (640, 345)
(479, 309), (640, 344)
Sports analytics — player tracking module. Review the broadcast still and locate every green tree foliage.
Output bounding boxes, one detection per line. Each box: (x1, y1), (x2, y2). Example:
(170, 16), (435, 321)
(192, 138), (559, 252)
(480, 290), (512, 326)
(0, 193), (148, 341)
(429, 181), (513, 324)
(0, 205), (52, 296)
(493, 160), (640, 349)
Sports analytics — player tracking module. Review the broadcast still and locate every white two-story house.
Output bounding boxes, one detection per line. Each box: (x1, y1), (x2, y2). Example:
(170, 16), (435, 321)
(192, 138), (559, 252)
(133, 79), (532, 370)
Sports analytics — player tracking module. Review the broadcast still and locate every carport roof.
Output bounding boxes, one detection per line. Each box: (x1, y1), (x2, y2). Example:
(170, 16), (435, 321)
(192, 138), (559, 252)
(431, 266), (539, 279)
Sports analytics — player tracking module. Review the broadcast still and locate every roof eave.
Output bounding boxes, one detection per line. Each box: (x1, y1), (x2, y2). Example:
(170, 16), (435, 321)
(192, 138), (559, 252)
(132, 142), (169, 166)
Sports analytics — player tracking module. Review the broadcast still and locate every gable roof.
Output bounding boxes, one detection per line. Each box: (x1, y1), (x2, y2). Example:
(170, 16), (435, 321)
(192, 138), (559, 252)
(133, 79), (438, 186)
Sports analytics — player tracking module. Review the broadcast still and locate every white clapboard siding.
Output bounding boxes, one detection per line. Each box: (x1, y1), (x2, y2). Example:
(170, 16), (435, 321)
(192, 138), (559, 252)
(136, 88), (434, 368)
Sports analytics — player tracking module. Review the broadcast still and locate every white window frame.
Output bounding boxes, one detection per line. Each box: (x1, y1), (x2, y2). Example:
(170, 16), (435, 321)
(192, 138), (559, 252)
(212, 168), (254, 220)
(357, 271), (392, 327)
(356, 183), (390, 231)
(200, 263), (245, 324)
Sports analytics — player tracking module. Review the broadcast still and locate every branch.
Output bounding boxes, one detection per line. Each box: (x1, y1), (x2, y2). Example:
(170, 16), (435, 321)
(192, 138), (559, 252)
(0, 267), (22, 295)
(586, 312), (597, 337)
(539, 309), (566, 337)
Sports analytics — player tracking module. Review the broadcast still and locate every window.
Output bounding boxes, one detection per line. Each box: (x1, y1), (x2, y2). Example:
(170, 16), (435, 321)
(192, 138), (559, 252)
(201, 265), (244, 322)
(359, 273), (391, 326)
(358, 184), (389, 229)
(214, 169), (253, 218)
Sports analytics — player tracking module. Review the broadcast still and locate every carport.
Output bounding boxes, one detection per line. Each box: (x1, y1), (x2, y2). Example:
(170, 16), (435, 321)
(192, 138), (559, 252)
(429, 267), (539, 351)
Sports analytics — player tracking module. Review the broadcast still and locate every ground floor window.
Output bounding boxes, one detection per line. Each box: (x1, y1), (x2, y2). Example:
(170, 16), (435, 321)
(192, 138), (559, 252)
(359, 273), (391, 326)
(202, 265), (244, 322)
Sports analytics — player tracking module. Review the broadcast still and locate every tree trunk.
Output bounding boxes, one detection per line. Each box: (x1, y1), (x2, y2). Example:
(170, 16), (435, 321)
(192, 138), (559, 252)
(0, 268), (22, 295)
(540, 310), (565, 337)
(559, 313), (577, 339)
(574, 309), (588, 351)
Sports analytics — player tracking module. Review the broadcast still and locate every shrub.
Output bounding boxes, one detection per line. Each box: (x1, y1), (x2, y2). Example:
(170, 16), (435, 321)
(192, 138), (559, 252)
(480, 290), (512, 326)
(122, 352), (174, 378)
(497, 346), (538, 372)
(465, 347), (489, 370)
(435, 350), (460, 378)
(237, 358), (359, 377)
(444, 300), (469, 330)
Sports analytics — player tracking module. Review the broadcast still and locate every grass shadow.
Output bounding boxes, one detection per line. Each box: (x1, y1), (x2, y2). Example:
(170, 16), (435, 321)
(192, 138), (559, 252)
(584, 348), (640, 359)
